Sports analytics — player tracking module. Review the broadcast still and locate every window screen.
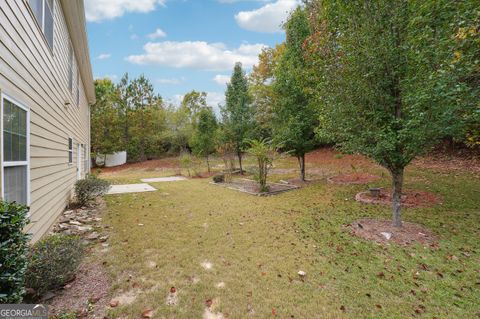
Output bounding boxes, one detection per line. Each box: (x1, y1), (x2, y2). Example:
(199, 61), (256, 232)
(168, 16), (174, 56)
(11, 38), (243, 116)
(28, 0), (43, 27)
(44, 1), (54, 49)
(4, 166), (28, 205)
(68, 138), (73, 163)
(27, 0), (54, 50)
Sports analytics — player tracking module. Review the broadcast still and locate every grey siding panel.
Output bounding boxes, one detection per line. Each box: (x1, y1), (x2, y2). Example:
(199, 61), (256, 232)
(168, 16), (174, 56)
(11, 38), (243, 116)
(0, 0), (91, 242)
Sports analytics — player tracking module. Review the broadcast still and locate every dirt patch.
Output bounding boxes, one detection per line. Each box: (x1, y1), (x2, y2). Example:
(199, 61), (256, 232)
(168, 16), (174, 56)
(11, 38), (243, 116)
(355, 189), (441, 207)
(328, 173), (380, 185)
(306, 148), (378, 169)
(413, 154), (480, 175)
(47, 261), (110, 318)
(98, 157), (180, 173)
(349, 218), (437, 246)
(270, 168), (296, 175)
(283, 178), (321, 187)
(211, 179), (298, 196)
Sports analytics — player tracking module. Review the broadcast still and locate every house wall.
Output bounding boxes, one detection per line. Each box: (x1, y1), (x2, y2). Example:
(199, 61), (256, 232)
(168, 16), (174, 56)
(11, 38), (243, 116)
(0, 0), (91, 242)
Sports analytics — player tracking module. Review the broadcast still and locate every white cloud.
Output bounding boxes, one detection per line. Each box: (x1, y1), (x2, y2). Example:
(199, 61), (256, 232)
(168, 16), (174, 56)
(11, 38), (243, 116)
(213, 74), (230, 85)
(157, 77), (185, 85)
(85, 0), (166, 22)
(148, 28), (167, 39)
(206, 92), (225, 108)
(127, 41), (267, 71)
(235, 0), (300, 33)
(96, 53), (111, 60)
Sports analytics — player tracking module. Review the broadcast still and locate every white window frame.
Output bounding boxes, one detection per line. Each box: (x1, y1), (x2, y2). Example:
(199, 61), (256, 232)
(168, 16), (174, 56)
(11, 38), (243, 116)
(68, 137), (73, 164)
(27, 0), (54, 51)
(0, 93), (31, 206)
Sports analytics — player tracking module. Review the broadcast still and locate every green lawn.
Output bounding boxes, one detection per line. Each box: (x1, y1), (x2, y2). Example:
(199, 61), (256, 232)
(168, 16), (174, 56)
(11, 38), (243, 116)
(98, 151), (480, 318)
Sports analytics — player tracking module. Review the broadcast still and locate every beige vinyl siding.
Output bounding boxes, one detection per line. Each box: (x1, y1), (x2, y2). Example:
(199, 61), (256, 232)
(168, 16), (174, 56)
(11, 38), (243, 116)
(0, 0), (91, 242)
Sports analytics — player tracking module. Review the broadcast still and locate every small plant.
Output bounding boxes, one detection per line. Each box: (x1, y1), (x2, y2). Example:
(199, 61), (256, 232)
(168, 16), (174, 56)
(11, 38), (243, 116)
(74, 174), (110, 206)
(179, 152), (193, 177)
(25, 234), (84, 298)
(0, 201), (30, 303)
(213, 174), (225, 183)
(246, 139), (279, 193)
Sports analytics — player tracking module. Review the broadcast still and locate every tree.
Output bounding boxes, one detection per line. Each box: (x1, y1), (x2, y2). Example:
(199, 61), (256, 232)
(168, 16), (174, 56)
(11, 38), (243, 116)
(246, 139), (278, 192)
(307, 0), (479, 227)
(190, 107), (218, 172)
(221, 62), (254, 174)
(181, 90), (208, 121)
(249, 44), (285, 139)
(128, 75), (163, 161)
(272, 8), (318, 181)
(90, 78), (123, 164)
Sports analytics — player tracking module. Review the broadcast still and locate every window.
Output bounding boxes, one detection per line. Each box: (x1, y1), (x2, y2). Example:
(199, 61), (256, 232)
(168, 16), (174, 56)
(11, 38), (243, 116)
(68, 44), (73, 93)
(2, 95), (30, 205)
(28, 0), (54, 49)
(76, 72), (80, 106)
(68, 138), (73, 164)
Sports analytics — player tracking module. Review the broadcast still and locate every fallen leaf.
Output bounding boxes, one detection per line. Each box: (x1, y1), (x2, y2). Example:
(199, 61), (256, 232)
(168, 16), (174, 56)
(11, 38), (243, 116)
(272, 308), (277, 316)
(142, 308), (153, 318)
(205, 299), (213, 308)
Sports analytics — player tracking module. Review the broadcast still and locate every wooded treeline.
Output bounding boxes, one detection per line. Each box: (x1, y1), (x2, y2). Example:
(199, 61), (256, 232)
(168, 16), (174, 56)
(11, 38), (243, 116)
(92, 0), (478, 226)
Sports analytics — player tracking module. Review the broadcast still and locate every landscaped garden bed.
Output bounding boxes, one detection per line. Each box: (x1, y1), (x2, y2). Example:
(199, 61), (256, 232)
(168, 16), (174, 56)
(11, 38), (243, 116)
(349, 218), (438, 246)
(355, 189), (442, 207)
(210, 178), (299, 196)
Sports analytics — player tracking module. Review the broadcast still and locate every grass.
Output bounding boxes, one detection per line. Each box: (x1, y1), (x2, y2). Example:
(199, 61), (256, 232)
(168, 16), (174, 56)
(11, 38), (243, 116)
(98, 151), (480, 318)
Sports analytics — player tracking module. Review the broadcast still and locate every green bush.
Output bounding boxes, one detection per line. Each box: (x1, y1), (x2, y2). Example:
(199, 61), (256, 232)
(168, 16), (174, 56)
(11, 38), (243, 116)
(74, 174), (110, 206)
(25, 234), (84, 297)
(212, 174), (225, 183)
(0, 201), (30, 303)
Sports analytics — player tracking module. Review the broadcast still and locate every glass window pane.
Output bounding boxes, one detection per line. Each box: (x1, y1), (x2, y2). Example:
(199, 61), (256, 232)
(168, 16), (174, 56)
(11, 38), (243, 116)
(28, 0), (43, 28)
(3, 131), (12, 162)
(12, 133), (19, 162)
(19, 136), (27, 162)
(44, 3), (54, 49)
(3, 99), (28, 163)
(4, 166), (28, 205)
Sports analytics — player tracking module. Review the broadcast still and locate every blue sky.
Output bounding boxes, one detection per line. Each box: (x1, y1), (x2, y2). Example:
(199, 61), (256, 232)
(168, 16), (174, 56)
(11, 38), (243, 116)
(86, 0), (299, 107)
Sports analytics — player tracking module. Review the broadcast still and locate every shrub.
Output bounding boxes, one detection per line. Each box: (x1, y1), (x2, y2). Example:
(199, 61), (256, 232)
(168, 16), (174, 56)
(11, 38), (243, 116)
(0, 201), (30, 303)
(25, 234), (84, 297)
(246, 139), (279, 193)
(74, 174), (110, 206)
(212, 174), (225, 183)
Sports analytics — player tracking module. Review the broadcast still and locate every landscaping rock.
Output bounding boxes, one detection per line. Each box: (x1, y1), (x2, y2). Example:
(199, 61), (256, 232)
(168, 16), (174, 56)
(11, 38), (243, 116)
(380, 232), (392, 240)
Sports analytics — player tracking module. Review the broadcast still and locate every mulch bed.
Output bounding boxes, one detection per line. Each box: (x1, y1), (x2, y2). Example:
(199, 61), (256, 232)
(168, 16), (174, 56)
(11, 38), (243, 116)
(47, 260), (110, 319)
(355, 189), (441, 207)
(349, 218), (438, 246)
(211, 178), (298, 196)
(327, 173), (380, 185)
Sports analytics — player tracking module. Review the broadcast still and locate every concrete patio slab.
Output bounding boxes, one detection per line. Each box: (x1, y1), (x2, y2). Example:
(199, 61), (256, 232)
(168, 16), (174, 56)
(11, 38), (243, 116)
(141, 176), (188, 183)
(107, 184), (157, 195)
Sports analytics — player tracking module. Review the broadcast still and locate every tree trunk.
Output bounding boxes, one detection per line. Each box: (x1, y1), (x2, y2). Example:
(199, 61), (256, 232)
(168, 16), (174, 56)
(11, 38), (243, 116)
(238, 151), (243, 175)
(391, 168), (404, 227)
(298, 155), (306, 181)
(206, 156), (210, 173)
